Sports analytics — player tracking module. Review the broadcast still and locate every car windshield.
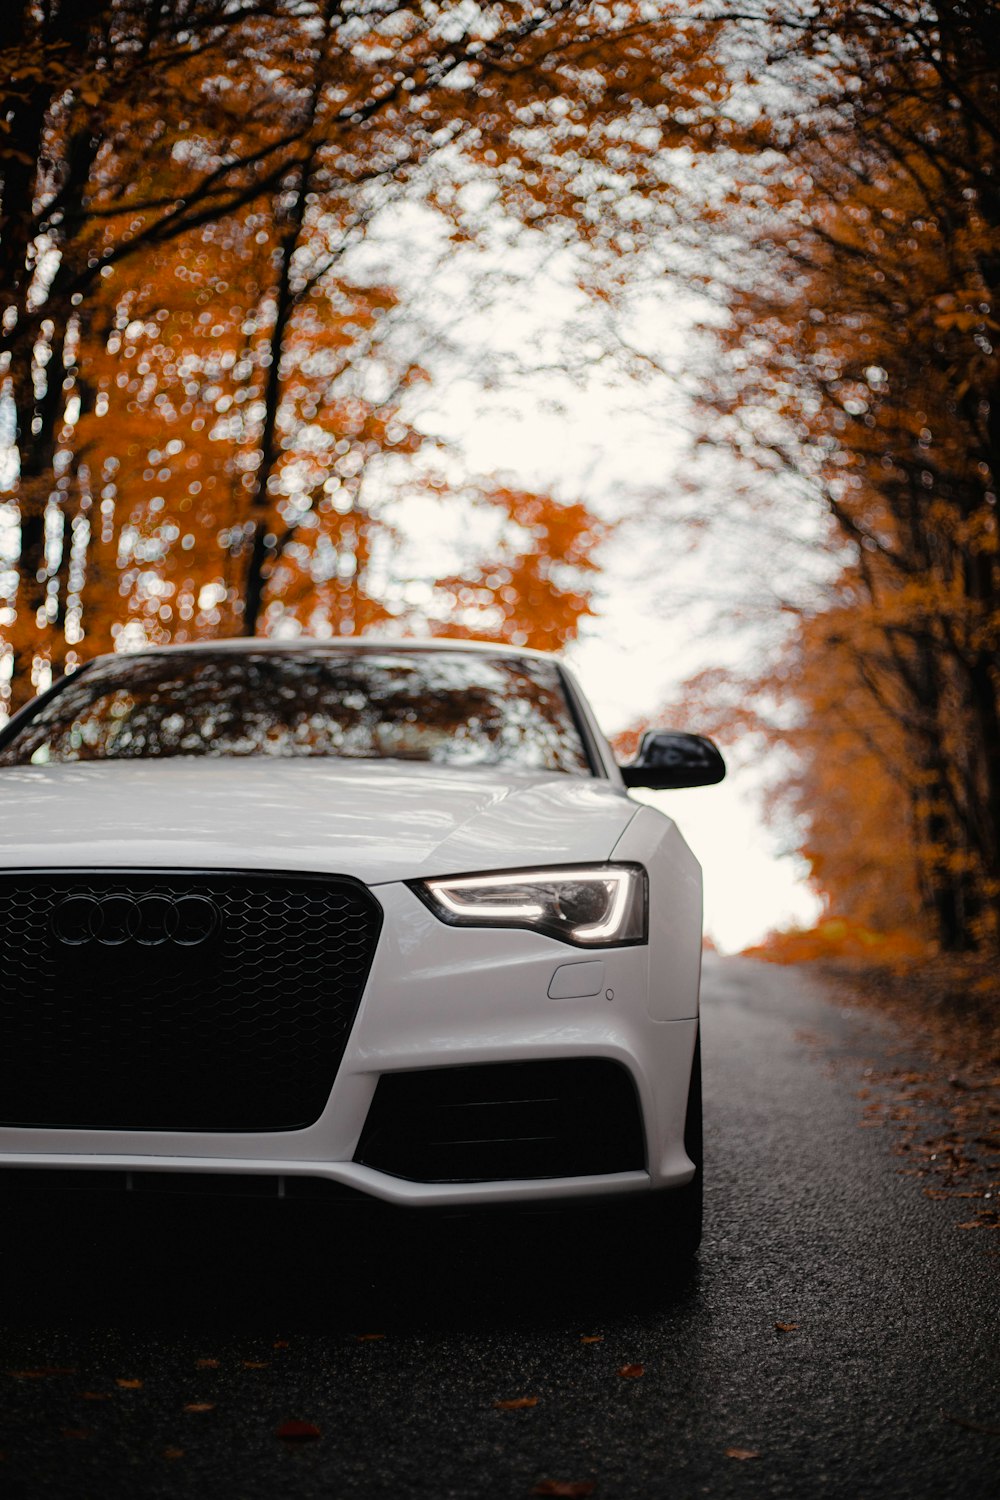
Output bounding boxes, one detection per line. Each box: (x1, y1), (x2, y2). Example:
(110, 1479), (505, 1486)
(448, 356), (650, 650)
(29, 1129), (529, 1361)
(0, 649), (593, 775)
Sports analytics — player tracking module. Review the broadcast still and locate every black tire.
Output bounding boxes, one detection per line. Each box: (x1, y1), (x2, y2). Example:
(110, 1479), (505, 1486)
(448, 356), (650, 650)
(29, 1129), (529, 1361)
(638, 1030), (703, 1261)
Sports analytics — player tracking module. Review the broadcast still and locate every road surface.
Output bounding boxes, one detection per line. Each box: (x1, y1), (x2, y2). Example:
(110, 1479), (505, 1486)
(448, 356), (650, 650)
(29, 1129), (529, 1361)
(1, 955), (997, 1497)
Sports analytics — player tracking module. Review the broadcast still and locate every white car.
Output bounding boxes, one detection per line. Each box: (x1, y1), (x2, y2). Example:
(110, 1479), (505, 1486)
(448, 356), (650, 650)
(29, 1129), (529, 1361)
(0, 640), (724, 1255)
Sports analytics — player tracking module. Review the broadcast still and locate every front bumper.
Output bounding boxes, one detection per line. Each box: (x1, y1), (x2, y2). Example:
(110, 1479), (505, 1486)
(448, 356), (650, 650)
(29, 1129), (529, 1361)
(0, 881), (699, 1206)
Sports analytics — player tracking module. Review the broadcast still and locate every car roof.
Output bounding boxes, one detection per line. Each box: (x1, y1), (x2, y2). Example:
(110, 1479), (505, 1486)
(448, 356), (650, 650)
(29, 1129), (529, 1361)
(88, 637), (562, 667)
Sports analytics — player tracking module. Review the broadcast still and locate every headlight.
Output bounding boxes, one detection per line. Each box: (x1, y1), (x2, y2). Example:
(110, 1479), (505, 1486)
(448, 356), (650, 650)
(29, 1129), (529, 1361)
(412, 864), (647, 947)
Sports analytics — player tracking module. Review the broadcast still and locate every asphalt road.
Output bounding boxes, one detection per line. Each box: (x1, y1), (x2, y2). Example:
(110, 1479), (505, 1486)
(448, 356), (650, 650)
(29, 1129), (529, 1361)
(1, 955), (998, 1499)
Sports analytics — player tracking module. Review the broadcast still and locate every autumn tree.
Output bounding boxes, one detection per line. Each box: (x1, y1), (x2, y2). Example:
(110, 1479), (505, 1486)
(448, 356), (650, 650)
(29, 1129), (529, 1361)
(671, 1), (1000, 952)
(415, 482), (605, 651)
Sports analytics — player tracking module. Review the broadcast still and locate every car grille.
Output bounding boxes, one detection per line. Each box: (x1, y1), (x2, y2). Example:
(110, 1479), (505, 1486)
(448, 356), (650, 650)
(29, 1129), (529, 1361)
(354, 1060), (645, 1182)
(0, 870), (382, 1132)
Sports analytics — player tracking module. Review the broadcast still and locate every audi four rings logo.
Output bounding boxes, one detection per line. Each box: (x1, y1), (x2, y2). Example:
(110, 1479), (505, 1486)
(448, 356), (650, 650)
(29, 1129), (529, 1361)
(51, 893), (220, 947)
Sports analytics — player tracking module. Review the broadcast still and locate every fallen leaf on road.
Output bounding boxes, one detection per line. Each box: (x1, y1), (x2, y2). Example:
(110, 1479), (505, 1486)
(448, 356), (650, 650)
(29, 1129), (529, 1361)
(275, 1419), (322, 1442)
(163, 1448), (185, 1460)
(494, 1396), (538, 1410)
(726, 1448), (761, 1461)
(183, 1402), (215, 1413)
(273, 1340), (290, 1350)
(531, 1480), (596, 1497)
(242, 1360), (269, 1369)
(355, 1334), (385, 1342)
(774, 1322), (800, 1333)
(7, 1368), (75, 1379)
(941, 1410), (1000, 1436)
(115, 1378), (143, 1389)
(617, 1364), (644, 1379)
(579, 1336), (603, 1344)
(195, 1359), (219, 1369)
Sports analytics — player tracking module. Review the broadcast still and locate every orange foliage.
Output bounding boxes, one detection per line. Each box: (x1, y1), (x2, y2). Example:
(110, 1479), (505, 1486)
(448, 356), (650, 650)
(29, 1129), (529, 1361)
(423, 486), (604, 653)
(743, 918), (927, 967)
(2, 1), (726, 709)
(682, 3), (1000, 955)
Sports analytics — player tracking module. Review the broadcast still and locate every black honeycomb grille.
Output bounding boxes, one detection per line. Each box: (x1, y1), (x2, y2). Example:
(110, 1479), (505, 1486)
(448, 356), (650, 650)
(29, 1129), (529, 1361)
(0, 870), (382, 1132)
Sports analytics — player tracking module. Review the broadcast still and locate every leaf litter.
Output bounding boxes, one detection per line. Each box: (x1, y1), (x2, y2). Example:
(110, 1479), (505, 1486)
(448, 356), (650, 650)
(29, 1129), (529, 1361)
(275, 1419), (322, 1442)
(531, 1480), (596, 1496)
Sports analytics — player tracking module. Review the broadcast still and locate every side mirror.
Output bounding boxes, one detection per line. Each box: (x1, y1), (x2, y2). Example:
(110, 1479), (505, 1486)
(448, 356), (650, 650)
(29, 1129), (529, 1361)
(620, 730), (726, 790)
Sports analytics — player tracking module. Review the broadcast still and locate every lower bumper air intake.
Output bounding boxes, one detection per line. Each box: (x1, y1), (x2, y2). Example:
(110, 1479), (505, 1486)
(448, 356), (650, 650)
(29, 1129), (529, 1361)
(354, 1059), (645, 1182)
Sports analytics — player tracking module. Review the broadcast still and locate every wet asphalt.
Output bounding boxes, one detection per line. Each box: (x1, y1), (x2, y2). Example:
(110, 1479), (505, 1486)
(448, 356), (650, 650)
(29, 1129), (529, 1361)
(0, 954), (997, 1499)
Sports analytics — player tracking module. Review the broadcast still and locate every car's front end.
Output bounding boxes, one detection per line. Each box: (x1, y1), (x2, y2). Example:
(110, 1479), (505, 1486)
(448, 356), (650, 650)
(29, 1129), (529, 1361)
(0, 641), (713, 1242)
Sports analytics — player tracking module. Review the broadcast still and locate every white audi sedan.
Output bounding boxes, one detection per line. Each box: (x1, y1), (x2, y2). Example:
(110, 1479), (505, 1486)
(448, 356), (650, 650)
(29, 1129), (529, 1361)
(0, 640), (723, 1256)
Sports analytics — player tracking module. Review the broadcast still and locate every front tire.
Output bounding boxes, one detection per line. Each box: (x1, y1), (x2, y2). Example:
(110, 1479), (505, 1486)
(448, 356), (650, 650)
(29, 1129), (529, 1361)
(639, 1030), (703, 1261)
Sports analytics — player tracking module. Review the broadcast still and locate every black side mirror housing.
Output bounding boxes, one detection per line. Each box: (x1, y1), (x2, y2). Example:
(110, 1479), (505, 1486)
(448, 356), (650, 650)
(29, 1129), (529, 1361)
(620, 730), (726, 790)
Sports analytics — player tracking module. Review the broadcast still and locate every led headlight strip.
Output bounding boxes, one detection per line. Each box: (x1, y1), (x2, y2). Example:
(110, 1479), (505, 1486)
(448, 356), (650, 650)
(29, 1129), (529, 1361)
(413, 864), (647, 947)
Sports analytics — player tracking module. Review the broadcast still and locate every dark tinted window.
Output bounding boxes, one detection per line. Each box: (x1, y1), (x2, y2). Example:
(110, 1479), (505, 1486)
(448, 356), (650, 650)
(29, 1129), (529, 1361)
(0, 650), (592, 775)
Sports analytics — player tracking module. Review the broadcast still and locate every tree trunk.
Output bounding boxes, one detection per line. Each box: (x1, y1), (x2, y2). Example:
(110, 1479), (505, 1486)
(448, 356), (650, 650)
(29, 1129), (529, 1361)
(7, 121), (100, 712)
(240, 158), (314, 637)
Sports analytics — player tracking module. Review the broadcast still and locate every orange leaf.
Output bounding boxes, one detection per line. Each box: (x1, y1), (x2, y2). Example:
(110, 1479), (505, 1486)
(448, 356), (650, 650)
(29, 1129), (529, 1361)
(494, 1396), (538, 1410)
(355, 1334), (385, 1342)
(273, 1341), (290, 1350)
(116, 1378), (143, 1389)
(532, 1481), (596, 1497)
(579, 1336), (604, 1344)
(774, 1322), (800, 1333)
(8, 1368), (76, 1379)
(195, 1359), (219, 1369)
(726, 1448), (761, 1461)
(617, 1364), (644, 1379)
(183, 1402), (215, 1413)
(163, 1448), (185, 1460)
(242, 1361), (269, 1369)
(275, 1419), (321, 1442)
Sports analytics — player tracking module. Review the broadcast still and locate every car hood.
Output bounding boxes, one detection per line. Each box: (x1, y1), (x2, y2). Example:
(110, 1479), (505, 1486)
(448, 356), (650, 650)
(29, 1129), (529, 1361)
(0, 759), (640, 884)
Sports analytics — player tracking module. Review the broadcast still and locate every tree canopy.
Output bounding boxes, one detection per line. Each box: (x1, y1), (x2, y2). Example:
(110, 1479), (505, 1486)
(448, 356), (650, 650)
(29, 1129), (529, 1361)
(667, 1), (1000, 953)
(4, 0), (999, 955)
(1, 0), (722, 710)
